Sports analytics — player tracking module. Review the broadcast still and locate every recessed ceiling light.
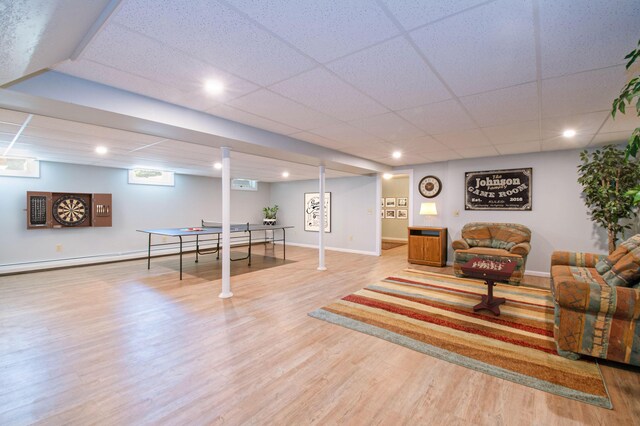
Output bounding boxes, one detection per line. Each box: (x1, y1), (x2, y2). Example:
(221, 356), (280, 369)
(204, 79), (225, 95)
(213, 162), (222, 169)
(562, 129), (576, 138)
(95, 146), (108, 154)
(383, 173), (393, 180)
(392, 150), (402, 159)
(282, 171), (290, 178)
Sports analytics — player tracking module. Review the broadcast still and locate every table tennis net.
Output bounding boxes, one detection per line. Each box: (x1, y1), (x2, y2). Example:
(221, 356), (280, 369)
(201, 220), (250, 230)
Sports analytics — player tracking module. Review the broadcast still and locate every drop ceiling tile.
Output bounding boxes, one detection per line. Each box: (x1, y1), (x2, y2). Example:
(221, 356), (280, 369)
(113, 0), (315, 86)
(388, 135), (448, 152)
(494, 141), (541, 155)
(456, 145), (500, 158)
(433, 128), (491, 149)
(590, 131), (633, 147)
(398, 99), (476, 134)
(538, 0), (640, 78)
(461, 83), (539, 127)
(541, 111), (609, 139)
(599, 111), (640, 134)
(542, 134), (593, 151)
(78, 23), (259, 100)
(350, 113), (425, 142)
(409, 0), (536, 96)
(380, 0), (492, 31)
(225, 0), (400, 63)
(308, 123), (380, 145)
(424, 150), (463, 162)
(269, 67), (387, 121)
(483, 120), (540, 145)
(541, 66), (627, 118)
(227, 89), (339, 130)
(328, 36), (451, 111)
(207, 104), (301, 135)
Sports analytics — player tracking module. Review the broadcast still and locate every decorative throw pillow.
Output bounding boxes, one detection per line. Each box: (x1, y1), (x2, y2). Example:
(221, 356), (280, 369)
(602, 246), (640, 287)
(596, 234), (640, 275)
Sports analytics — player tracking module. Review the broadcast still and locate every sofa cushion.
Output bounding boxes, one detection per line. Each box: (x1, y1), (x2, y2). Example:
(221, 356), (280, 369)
(462, 224), (493, 248)
(551, 265), (606, 286)
(602, 247), (640, 287)
(595, 234), (640, 274)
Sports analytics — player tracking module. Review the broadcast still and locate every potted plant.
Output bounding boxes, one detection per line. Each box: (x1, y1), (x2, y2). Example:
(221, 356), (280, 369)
(262, 205), (278, 226)
(611, 38), (640, 204)
(578, 145), (640, 253)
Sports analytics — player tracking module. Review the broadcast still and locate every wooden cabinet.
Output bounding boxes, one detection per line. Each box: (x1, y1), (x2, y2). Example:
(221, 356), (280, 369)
(407, 227), (447, 267)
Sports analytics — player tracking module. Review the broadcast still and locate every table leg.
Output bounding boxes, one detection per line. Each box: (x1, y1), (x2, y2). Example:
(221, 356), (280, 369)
(473, 279), (506, 315)
(283, 228), (286, 260)
(179, 236), (183, 280)
(147, 233), (151, 270)
(216, 234), (220, 260)
(248, 230), (252, 266)
(195, 235), (199, 263)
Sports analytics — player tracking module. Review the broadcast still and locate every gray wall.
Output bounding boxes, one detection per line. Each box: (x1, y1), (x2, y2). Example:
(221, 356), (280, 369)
(407, 148), (638, 275)
(270, 175), (378, 254)
(1, 161), (271, 272)
(382, 175), (409, 241)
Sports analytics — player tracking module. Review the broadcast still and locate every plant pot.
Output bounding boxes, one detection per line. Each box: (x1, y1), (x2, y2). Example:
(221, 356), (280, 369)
(263, 218), (276, 226)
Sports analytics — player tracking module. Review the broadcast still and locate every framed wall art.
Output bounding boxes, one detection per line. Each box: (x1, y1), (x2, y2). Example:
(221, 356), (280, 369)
(385, 197), (396, 208)
(397, 209), (408, 219)
(465, 168), (532, 211)
(304, 192), (331, 232)
(397, 197), (408, 207)
(385, 209), (396, 219)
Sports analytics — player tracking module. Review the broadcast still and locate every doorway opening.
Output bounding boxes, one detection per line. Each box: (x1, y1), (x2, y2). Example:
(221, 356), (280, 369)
(381, 173), (410, 254)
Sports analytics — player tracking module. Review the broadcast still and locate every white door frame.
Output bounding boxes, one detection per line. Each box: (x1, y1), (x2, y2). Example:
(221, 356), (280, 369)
(376, 169), (414, 256)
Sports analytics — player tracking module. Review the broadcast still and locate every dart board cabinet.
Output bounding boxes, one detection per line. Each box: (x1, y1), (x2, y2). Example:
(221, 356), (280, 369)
(27, 191), (112, 229)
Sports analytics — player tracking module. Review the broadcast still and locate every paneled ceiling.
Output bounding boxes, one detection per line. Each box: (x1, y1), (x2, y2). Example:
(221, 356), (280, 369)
(1, 0), (639, 180)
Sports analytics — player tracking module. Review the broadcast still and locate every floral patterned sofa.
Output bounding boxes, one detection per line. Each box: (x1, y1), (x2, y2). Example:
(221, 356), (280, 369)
(551, 235), (640, 366)
(452, 222), (531, 285)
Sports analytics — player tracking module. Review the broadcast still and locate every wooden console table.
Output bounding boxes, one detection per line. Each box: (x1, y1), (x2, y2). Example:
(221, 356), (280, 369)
(407, 227), (447, 267)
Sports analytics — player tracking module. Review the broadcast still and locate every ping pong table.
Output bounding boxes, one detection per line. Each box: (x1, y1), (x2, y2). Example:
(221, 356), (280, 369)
(137, 221), (293, 280)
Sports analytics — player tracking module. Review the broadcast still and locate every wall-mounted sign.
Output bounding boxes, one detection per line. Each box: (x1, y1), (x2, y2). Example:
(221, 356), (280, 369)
(465, 168), (532, 211)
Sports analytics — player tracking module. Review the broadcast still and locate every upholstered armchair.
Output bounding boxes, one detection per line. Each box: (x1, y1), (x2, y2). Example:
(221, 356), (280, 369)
(551, 236), (640, 366)
(452, 222), (532, 285)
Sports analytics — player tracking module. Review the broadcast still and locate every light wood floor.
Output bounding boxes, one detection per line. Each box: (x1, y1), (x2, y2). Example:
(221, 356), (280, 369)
(1, 244), (639, 425)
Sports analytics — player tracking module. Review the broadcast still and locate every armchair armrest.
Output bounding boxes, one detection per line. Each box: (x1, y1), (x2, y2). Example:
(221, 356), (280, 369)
(452, 239), (470, 250)
(554, 278), (640, 321)
(551, 251), (606, 268)
(510, 242), (531, 256)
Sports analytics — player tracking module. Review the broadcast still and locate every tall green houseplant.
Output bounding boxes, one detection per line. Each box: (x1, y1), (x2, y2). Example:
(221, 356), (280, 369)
(578, 145), (640, 253)
(611, 38), (640, 203)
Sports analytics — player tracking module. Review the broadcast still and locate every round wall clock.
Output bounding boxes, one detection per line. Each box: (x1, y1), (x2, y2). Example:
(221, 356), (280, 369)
(53, 195), (88, 226)
(418, 175), (442, 198)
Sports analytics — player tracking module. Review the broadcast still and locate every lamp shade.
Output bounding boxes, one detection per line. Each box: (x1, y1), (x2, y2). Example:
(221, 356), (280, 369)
(420, 202), (438, 216)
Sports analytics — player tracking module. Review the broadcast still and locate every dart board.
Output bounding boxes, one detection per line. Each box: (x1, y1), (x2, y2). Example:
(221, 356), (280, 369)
(53, 195), (88, 226)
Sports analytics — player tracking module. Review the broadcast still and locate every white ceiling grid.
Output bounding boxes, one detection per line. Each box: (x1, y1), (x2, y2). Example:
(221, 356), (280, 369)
(1, 0), (638, 180)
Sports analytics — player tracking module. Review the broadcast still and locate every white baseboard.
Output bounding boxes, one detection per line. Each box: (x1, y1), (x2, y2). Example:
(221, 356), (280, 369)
(285, 242), (378, 256)
(0, 240), (262, 275)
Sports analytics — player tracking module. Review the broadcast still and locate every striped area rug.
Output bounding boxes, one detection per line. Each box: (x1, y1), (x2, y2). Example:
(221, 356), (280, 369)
(309, 269), (611, 408)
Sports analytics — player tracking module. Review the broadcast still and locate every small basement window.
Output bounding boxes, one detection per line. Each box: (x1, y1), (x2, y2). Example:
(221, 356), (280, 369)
(0, 157), (40, 178)
(128, 169), (175, 186)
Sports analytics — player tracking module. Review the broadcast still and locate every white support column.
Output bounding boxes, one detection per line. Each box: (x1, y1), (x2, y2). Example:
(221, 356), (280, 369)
(219, 147), (233, 298)
(318, 165), (327, 271)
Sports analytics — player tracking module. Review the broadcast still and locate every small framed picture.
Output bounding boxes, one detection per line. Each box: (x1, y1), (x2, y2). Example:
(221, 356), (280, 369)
(385, 198), (396, 208)
(385, 209), (396, 219)
(380, 210), (384, 218)
(397, 209), (408, 219)
(397, 197), (407, 207)
(381, 197), (384, 208)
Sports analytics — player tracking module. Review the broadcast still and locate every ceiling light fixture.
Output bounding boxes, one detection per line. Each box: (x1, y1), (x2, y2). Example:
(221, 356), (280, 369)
(392, 150), (402, 159)
(282, 171), (290, 178)
(95, 146), (108, 154)
(214, 162), (222, 169)
(562, 129), (576, 138)
(383, 173), (393, 180)
(204, 79), (225, 95)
